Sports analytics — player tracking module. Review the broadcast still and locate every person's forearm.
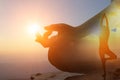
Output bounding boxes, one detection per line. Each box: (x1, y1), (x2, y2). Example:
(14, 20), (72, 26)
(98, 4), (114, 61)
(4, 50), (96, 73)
(75, 4), (111, 37)
(75, 13), (101, 37)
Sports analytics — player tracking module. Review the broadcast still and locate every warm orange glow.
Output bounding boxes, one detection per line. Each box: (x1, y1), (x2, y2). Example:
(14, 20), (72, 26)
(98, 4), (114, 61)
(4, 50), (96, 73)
(27, 23), (45, 37)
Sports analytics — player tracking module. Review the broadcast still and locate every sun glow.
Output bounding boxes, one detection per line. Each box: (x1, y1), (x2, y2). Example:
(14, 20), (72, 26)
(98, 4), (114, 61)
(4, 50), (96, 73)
(27, 23), (45, 37)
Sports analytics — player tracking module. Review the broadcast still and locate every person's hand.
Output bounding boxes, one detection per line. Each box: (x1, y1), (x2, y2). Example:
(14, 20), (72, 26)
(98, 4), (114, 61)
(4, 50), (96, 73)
(44, 23), (76, 36)
(36, 31), (52, 47)
(36, 23), (76, 48)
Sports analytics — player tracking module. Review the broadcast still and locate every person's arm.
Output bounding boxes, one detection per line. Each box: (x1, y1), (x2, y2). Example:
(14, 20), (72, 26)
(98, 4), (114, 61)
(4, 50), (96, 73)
(75, 5), (111, 37)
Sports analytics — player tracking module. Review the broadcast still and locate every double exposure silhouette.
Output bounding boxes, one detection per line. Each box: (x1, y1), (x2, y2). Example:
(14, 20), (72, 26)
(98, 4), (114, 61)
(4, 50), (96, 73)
(36, 23), (102, 74)
(35, 1), (119, 80)
(99, 13), (117, 80)
(36, 13), (117, 79)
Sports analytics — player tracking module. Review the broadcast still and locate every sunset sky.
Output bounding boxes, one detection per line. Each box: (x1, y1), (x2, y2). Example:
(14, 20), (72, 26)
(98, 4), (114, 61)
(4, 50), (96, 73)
(0, 0), (111, 79)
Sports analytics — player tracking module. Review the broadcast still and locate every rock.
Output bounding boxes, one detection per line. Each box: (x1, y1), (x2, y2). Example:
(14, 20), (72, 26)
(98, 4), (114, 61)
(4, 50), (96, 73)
(30, 72), (82, 80)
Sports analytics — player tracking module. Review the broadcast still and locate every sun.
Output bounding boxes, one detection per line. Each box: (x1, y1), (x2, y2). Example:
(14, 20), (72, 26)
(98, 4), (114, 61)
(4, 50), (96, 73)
(27, 23), (45, 37)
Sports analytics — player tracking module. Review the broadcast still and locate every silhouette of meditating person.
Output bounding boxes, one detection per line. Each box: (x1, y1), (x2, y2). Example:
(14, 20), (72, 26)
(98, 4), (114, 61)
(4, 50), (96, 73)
(99, 13), (117, 80)
(36, 13), (117, 80)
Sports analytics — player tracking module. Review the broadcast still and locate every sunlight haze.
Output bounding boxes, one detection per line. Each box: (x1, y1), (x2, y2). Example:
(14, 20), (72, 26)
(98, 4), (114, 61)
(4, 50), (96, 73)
(0, 0), (111, 79)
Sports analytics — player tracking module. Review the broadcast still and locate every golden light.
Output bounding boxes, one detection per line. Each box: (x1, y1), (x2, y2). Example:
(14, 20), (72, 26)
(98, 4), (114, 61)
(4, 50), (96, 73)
(27, 23), (45, 38)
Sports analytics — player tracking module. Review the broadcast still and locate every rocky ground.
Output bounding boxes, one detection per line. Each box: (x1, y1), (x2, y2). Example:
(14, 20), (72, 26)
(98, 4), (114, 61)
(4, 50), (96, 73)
(30, 70), (120, 80)
(30, 58), (120, 80)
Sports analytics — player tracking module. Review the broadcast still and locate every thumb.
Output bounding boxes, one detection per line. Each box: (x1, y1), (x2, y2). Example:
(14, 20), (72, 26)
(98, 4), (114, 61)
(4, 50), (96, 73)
(44, 24), (61, 31)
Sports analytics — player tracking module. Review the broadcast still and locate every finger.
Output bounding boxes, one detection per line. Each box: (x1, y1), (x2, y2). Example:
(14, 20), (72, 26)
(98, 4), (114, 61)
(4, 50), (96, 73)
(44, 23), (72, 32)
(35, 33), (42, 42)
(43, 31), (52, 38)
(44, 24), (61, 31)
